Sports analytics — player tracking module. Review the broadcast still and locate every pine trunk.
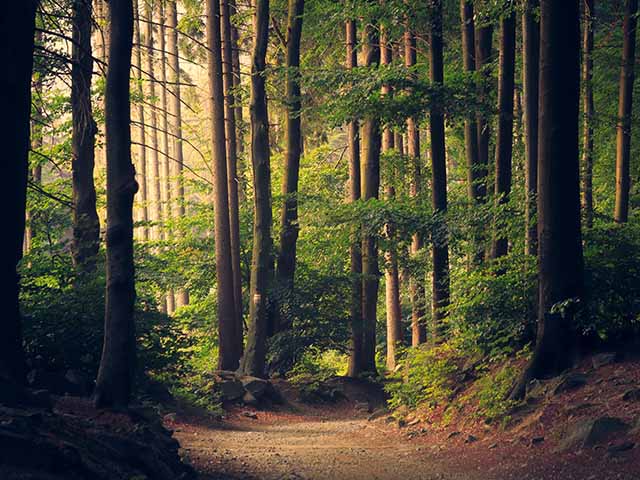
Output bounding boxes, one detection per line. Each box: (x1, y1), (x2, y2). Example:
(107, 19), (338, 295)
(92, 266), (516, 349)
(582, 0), (595, 228)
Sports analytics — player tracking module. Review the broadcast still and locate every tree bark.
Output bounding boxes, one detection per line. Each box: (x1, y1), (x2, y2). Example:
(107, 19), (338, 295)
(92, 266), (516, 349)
(474, 24), (493, 205)
(71, 0), (100, 276)
(221, 0), (244, 341)
(0, 0), (37, 384)
(239, 0), (272, 378)
(229, 0), (246, 201)
(346, 19), (363, 378)
(429, 0), (449, 340)
(512, 0), (583, 399)
(133, 0), (148, 241)
(275, 0), (305, 333)
(207, 0), (242, 370)
(405, 24), (426, 346)
(582, 0), (595, 228)
(166, 0), (189, 307)
(94, 0), (137, 408)
(491, 9), (516, 259)
(523, 0), (540, 254)
(614, 0), (638, 224)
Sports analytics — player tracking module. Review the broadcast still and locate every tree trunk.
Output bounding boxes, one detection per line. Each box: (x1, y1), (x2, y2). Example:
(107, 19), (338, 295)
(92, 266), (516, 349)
(429, 0), (449, 340)
(0, 0), (37, 384)
(239, 0), (272, 378)
(145, 1), (162, 241)
(360, 22), (381, 374)
(405, 24), (426, 346)
(71, 0), (100, 276)
(582, 0), (595, 228)
(512, 0), (583, 399)
(221, 0), (244, 341)
(346, 19), (363, 378)
(94, 0), (137, 408)
(474, 24), (493, 204)
(207, 0), (242, 370)
(133, 0), (148, 241)
(229, 0), (246, 201)
(523, 0), (540, 255)
(491, 9), (516, 259)
(275, 0), (305, 333)
(614, 0), (638, 224)
(166, 0), (189, 307)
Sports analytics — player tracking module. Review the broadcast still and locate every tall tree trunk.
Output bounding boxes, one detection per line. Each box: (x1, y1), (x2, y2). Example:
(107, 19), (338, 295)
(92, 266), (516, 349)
(475, 24), (493, 204)
(523, 0), (540, 254)
(239, 0), (272, 378)
(614, 0), (638, 224)
(429, 0), (449, 340)
(405, 24), (426, 346)
(582, 0), (595, 228)
(275, 0), (305, 332)
(460, 1), (480, 202)
(491, 9), (516, 259)
(1, 0), (37, 384)
(221, 0), (244, 341)
(145, 1), (162, 241)
(166, 0), (189, 307)
(229, 0), (246, 201)
(71, 0), (100, 275)
(346, 19), (363, 378)
(512, 0), (583, 399)
(133, 0), (148, 241)
(360, 21), (381, 374)
(94, 0), (137, 408)
(207, 0), (242, 370)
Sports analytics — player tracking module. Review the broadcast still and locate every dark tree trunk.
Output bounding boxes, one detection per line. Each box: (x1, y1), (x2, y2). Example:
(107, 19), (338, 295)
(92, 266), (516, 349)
(275, 0), (305, 332)
(71, 0), (100, 275)
(360, 21), (381, 374)
(133, 0), (148, 241)
(429, 0), (449, 340)
(491, 9), (516, 259)
(513, 0), (583, 399)
(207, 0), (242, 370)
(582, 0), (595, 228)
(0, 0), (37, 384)
(523, 0), (540, 254)
(614, 0), (638, 224)
(405, 24), (426, 346)
(239, 0), (272, 378)
(221, 0), (244, 341)
(346, 19), (363, 378)
(94, 0), (137, 408)
(474, 25), (493, 205)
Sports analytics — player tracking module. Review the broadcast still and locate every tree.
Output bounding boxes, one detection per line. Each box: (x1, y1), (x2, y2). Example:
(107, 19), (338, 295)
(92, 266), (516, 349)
(275, 0), (305, 332)
(360, 19), (381, 374)
(94, 0), (137, 408)
(1, 0), (37, 384)
(523, 0), (540, 254)
(582, 0), (595, 228)
(71, 0), (100, 275)
(513, 0), (583, 399)
(614, 0), (638, 224)
(405, 22), (426, 346)
(429, 0), (449, 339)
(239, 0), (272, 378)
(166, 0), (189, 307)
(206, 0), (242, 370)
(346, 18), (363, 378)
(474, 22), (493, 207)
(221, 0), (244, 339)
(491, 7), (516, 259)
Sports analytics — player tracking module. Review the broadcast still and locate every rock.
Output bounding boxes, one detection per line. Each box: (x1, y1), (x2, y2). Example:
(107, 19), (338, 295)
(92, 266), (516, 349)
(465, 435), (478, 443)
(552, 372), (588, 395)
(447, 431), (461, 439)
(384, 416), (396, 424)
(591, 353), (618, 369)
(397, 419), (407, 428)
(407, 419), (421, 427)
(557, 416), (630, 452)
(607, 441), (635, 456)
(242, 391), (259, 407)
(218, 379), (245, 402)
(64, 369), (93, 396)
(488, 443), (498, 449)
(241, 411), (258, 419)
(531, 436), (545, 445)
(240, 376), (269, 398)
(622, 388), (640, 402)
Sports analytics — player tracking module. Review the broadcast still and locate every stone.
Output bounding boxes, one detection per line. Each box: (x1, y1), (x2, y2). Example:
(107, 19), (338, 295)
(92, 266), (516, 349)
(465, 435), (478, 443)
(240, 376), (269, 398)
(591, 353), (618, 370)
(622, 388), (640, 402)
(557, 416), (630, 452)
(531, 436), (544, 445)
(607, 441), (635, 456)
(242, 391), (259, 407)
(447, 431), (461, 439)
(218, 379), (245, 402)
(241, 411), (257, 419)
(552, 372), (588, 395)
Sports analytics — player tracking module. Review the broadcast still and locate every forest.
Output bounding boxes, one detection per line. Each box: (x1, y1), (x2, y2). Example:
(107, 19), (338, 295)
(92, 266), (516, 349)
(2, 0), (640, 479)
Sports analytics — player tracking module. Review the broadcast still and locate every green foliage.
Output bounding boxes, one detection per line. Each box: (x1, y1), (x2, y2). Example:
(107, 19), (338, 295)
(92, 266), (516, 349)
(467, 360), (520, 423)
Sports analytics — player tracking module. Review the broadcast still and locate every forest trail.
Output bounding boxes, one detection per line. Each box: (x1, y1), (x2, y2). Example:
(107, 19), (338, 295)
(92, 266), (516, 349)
(170, 402), (476, 480)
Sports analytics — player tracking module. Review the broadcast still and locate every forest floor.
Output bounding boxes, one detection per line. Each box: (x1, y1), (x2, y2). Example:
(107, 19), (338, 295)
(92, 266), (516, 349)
(167, 358), (640, 480)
